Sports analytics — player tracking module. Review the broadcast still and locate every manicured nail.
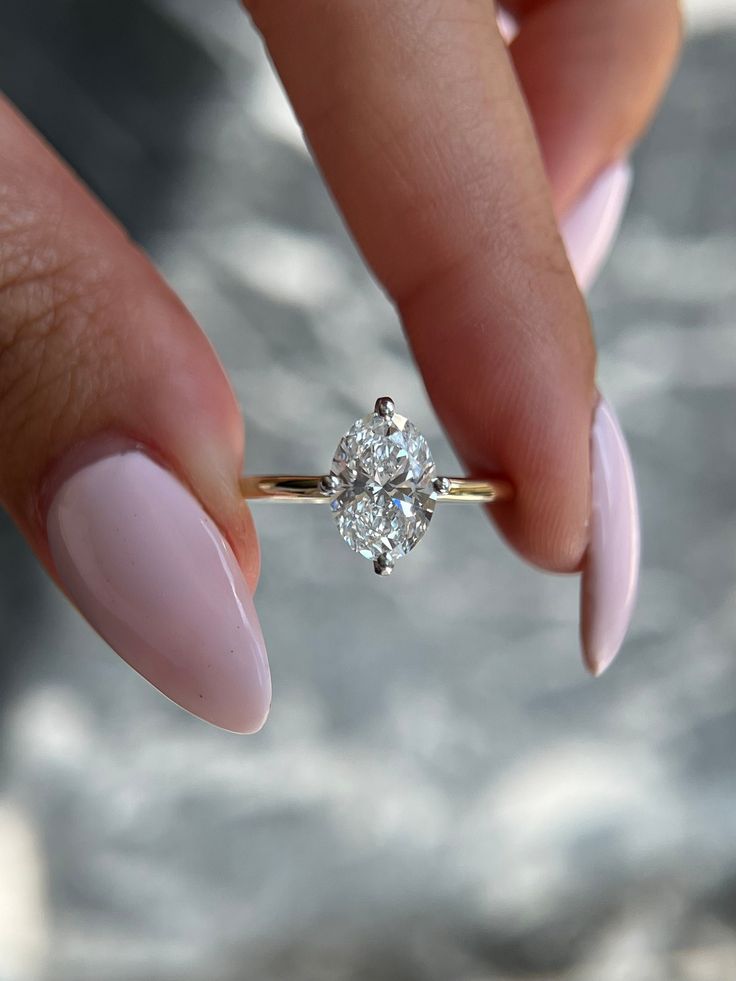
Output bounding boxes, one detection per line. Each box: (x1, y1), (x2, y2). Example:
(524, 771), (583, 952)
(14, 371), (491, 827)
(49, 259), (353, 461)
(561, 160), (632, 293)
(580, 398), (640, 676)
(496, 7), (518, 43)
(46, 449), (271, 732)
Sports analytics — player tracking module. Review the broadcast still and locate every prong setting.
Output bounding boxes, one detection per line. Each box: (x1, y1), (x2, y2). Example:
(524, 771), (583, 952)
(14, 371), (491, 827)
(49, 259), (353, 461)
(240, 396), (514, 577)
(433, 476), (452, 497)
(331, 397), (437, 576)
(318, 473), (341, 497)
(374, 396), (395, 420)
(373, 554), (395, 576)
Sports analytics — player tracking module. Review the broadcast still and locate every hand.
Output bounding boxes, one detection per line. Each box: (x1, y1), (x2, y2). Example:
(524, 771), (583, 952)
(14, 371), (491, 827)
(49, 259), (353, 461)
(0, 1), (682, 730)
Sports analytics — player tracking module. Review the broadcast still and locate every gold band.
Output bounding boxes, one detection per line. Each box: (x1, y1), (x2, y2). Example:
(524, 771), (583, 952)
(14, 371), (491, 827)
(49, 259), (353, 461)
(240, 475), (513, 504)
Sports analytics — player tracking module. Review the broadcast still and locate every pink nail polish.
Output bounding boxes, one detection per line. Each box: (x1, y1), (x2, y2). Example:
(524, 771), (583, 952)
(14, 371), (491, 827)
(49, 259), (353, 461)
(561, 161), (632, 293)
(496, 7), (518, 43)
(46, 449), (271, 732)
(580, 398), (640, 676)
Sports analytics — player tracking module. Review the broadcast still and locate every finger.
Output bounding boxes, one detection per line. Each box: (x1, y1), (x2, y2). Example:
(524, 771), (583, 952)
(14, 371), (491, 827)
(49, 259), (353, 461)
(245, 0), (596, 573)
(498, 0), (678, 670)
(0, 97), (270, 733)
(504, 0), (683, 214)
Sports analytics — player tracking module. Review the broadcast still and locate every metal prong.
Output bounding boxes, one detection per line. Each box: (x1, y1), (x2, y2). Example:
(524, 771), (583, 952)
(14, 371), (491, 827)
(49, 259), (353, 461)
(374, 396), (395, 419)
(318, 473), (341, 497)
(433, 476), (452, 496)
(373, 554), (395, 576)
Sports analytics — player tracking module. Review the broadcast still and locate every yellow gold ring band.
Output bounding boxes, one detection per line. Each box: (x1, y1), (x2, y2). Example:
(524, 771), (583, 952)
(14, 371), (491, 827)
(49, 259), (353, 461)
(238, 396), (513, 575)
(240, 474), (513, 505)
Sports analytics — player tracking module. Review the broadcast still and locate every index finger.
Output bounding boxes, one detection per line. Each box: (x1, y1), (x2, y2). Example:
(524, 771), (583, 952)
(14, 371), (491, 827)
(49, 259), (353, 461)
(245, 0), (595, 573)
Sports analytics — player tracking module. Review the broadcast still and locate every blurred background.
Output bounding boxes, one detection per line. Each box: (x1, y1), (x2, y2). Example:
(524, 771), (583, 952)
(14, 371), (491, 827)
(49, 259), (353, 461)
(0, 1), (735, 978)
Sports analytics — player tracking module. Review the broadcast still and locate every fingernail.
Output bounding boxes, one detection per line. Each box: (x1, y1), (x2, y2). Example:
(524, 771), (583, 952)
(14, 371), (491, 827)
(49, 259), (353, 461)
(580, 398), (640, 676)
(561, 160), (632, 293)
(46, 448), (271, 732)
(496, 7), (518, 43)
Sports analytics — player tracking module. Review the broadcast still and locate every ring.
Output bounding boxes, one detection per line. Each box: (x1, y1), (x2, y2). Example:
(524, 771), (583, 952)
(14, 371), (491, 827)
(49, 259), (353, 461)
(240, 397), (513, 575)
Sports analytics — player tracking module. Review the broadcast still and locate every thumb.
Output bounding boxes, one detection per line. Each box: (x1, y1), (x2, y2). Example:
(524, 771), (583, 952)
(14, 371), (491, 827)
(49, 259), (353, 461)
(0, 97), (270, 733)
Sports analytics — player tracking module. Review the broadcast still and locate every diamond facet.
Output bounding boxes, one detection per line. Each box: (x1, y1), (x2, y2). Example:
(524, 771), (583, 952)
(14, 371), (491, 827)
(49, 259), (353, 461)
(329, 406), (438, 564)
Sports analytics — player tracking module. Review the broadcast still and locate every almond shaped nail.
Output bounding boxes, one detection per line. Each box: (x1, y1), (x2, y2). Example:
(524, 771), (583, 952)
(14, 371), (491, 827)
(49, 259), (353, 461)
(46, 450), (271, 732)
(561, 160), (633, 293)
(581, 398), (641, 676)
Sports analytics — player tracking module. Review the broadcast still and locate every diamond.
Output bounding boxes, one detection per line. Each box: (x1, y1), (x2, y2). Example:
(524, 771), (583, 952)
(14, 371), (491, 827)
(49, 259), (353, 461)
(329, 406), (438, 565)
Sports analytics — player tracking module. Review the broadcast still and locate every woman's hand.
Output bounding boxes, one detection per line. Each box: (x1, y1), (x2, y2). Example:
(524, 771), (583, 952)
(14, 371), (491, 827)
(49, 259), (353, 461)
(0, 1), (681, 730)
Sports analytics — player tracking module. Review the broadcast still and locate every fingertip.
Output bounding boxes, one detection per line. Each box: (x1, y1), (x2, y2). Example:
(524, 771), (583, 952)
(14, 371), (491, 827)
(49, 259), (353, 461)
(45, 448), (271, 732)
(489, 490), (589, 575)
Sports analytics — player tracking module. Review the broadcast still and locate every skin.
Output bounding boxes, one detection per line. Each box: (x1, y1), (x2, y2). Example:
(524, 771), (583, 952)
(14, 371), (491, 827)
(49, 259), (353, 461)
(0, 3), (681, 623)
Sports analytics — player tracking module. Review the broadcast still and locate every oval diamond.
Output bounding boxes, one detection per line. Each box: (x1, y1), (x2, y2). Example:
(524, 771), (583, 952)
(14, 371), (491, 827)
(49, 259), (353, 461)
(329, 407), (438, 563)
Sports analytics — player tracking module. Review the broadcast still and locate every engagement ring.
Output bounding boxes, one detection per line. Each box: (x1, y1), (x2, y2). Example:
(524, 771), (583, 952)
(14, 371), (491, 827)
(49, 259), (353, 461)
(240, 397), (513, 575)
